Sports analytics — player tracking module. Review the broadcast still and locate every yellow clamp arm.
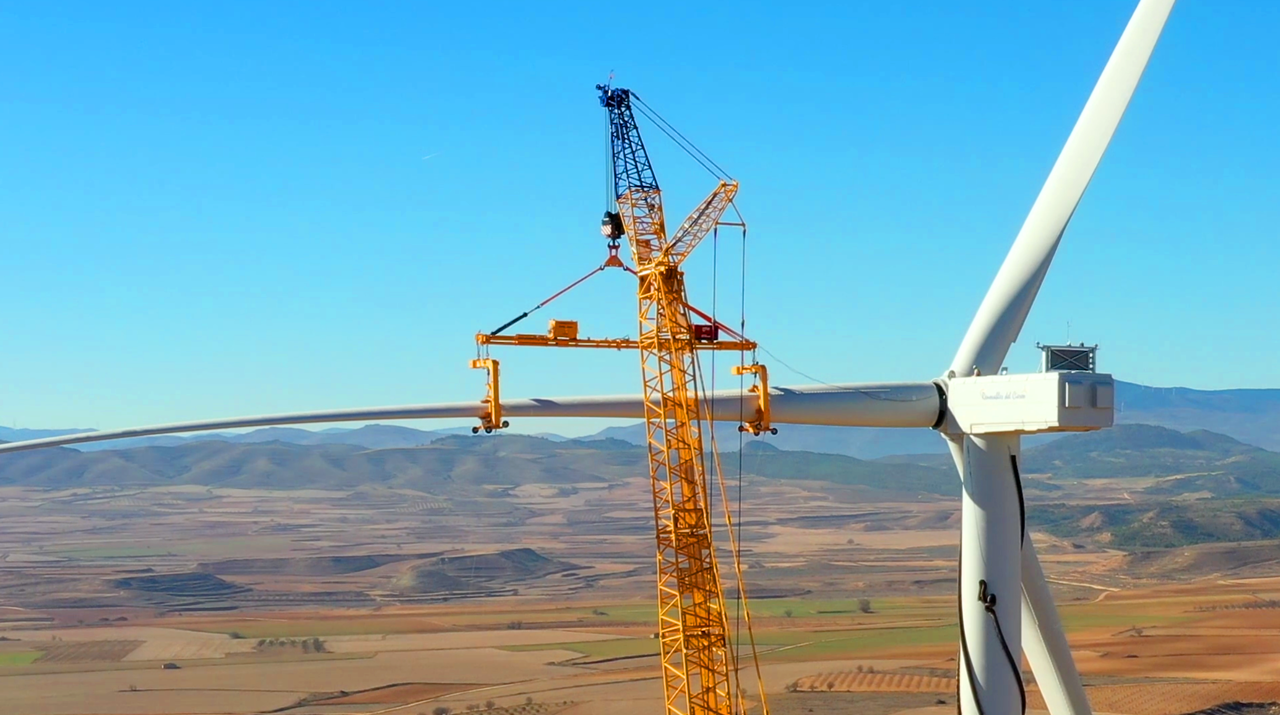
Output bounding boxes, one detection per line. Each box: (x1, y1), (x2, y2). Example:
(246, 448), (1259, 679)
(731, 363), (776, 436)
(469, 358), (508, 434)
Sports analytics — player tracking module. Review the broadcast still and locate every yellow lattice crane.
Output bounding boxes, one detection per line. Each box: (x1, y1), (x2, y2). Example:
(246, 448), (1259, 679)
(472, 84), (769, 715)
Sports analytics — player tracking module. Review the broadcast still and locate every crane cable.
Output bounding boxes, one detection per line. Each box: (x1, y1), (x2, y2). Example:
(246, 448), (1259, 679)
(630, 96), (731, 182)
(633, 93), (731, 178)
(734, 213), (749, 696)
(695, 360), (769, 715)
(700, 209), (765, 713)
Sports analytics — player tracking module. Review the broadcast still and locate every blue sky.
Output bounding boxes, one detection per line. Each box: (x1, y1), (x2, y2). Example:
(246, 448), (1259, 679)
(2, 1), (1277, 435)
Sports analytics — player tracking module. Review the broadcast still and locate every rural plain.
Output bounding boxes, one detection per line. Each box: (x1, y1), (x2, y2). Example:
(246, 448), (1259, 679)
(5, 410), (1280, 715)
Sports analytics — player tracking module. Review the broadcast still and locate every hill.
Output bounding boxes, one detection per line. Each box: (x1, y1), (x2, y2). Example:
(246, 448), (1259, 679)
(1103, 540), (1280, 580)
(0, 427), (93, 442)
(735, 441), (956, 496)
(0, 432), (961, 497)
(0, 435), (627, 494)
(3, 423), (1280, 499)
(390, 548), (581, 596)
(1032, 501), (1280, 549)
(69, 424), (467, 452)
(1021, 424), (1280, 491)
(881, 424), (1280, 493)
(588, 422), (953, 460)
(4, 422), (1280, 504)
(198, 553), (440, 576)
(1115, 381), (1280, 451)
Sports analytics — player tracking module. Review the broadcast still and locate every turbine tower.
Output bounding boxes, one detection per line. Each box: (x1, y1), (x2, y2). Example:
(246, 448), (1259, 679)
(0, 2), (1176, 714)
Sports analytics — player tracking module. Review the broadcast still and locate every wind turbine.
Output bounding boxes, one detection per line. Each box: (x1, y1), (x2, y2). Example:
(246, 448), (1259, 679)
(0, 2), (1175, 714)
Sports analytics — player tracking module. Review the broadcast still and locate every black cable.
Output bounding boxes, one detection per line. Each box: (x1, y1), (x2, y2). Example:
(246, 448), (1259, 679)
(604, 111), (614, 207)
(630, 101), (724, 181)
(979, 579), (1028, 715)
(734, 223), (747, 671)
(490, 311), (530, 336)
(957, 531), (985, 715)
(633, 94), (732, 179)
(631, 102), (721, 179)
(1011, 454), (1027, 544)
(955, 452), (1031, 715)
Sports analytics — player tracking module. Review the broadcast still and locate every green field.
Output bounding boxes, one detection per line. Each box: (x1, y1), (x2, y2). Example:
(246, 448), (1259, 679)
(50, 545), (176, 559)
(504, 638), (659, 660)
(194, 617), (448, 639)
(187, 593), (1183, 653)
(501, 624), (960, 662)
(1057, 606), (1195, 630)
(737, 597), (951, 617)
(0, 651), (43, 667)
(52, 535), (300, 560)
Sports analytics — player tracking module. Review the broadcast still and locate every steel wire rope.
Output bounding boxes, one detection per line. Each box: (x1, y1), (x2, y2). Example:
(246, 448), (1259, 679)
(630, 101), (724, 182)
(694, 358), (769, 715)
(689, 343), (741, 711)
(604, 109), (613, 208)
(734, 218), (748, 688)
(633, 94), (732, 180)
(956, 447), (985, 715)
(756, 343), (932, 402)
(709, 224), (718, 574)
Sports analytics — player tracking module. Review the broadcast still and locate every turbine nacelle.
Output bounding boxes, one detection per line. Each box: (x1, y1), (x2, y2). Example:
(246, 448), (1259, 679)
(940, 371), (1115, 437)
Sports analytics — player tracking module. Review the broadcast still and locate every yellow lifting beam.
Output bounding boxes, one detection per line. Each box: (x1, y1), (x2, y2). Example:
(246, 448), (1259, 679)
(478, 332), (756, 353)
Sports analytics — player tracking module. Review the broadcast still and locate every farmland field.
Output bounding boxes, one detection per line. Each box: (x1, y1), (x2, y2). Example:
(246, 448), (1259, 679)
(4, 476), (1280, 715)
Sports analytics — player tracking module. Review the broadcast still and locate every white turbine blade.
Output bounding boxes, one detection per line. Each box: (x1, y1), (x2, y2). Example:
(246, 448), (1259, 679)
(1022, 538), (1093, 715)
(950, 0), (1174, 377)
(0, 381), (941, 454)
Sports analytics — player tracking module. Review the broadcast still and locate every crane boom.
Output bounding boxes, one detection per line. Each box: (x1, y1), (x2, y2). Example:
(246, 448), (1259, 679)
(664, 181), (739, 265)
(601, 86), (667, 264)
(599, 84), (739, 715)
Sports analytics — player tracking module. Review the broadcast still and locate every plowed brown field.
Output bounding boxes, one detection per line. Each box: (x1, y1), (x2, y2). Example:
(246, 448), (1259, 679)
(35, 640), (142, 663)
(1027, 682), (1280, 715)
(796, 674), (1280, 715)
(321, 681), (481, 704)
(795, 671), (955, 692)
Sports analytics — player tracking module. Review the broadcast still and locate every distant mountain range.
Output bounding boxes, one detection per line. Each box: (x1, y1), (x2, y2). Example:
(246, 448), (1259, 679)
(888, 423), (1280, 496)
(0, 432), (959, 499)
(5, 379), (1276, 459)
(7, 422), (1280, 549)
(3, 422), (1280, 501)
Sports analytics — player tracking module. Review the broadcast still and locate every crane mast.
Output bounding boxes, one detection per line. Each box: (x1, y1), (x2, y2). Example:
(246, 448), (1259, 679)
(599, 85), (738, 715)
(472, 84), (767, 715)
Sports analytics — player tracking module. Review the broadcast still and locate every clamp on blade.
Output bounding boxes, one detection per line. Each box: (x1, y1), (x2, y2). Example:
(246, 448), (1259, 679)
(470, 358), (508, 434)
(732, 363), (776, 436)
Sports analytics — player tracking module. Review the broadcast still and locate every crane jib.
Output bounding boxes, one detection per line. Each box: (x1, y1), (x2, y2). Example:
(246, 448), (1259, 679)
(598, 85), (660, 198)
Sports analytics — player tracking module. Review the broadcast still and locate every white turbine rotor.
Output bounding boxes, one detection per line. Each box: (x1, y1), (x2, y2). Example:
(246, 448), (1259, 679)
(947, 4), (1176, 715)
